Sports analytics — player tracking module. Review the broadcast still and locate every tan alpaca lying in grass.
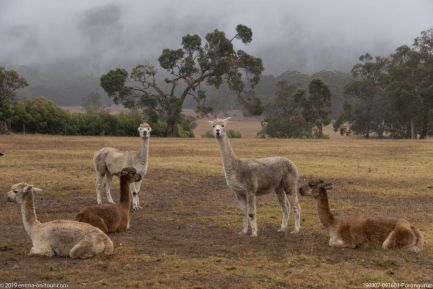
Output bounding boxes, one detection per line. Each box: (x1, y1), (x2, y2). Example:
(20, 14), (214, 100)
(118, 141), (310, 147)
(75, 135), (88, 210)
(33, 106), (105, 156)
(299, 180), (424, 252)
(76, 167), (141, 233)
(5, 183), (114, 258)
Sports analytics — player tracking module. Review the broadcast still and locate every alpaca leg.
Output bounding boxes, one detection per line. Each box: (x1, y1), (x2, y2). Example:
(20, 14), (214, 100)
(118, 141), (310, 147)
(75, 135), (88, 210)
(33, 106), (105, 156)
(105, 173), (115, 204)
(276, 188), (289, 232)
(131, 180), (143, 210)
(246, 193), (258, 237)
(235, 191), (249, 235)
(29, 246), (55, 257)
(69, 238), (104, 259)
(382, 231), (397, 250)
(95, 173), (104, 204)
(287, 190), (301, 234)
(334, 226), (356, 248)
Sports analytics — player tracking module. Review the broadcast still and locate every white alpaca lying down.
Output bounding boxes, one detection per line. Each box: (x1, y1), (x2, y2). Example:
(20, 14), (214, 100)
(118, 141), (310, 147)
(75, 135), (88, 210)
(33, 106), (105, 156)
(6, 183), (114, 259)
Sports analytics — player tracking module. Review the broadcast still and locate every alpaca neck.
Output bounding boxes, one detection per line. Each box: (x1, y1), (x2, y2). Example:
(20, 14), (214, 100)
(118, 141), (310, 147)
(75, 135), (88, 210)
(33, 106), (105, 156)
(216, 135), (239, 178)
(138, 137), (149, 172)
(317, 189), (335, 228)
(119, 178), (131, 211)
(21, 192), (40, 236)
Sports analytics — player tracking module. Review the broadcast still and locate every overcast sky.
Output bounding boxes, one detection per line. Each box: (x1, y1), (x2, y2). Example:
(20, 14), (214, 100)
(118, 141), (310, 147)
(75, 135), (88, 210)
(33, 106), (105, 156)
(1, 0), (432, 75)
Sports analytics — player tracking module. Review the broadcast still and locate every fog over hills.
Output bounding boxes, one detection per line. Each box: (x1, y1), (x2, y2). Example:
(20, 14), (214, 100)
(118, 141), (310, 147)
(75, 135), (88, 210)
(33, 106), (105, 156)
(1, 0), (432, 106)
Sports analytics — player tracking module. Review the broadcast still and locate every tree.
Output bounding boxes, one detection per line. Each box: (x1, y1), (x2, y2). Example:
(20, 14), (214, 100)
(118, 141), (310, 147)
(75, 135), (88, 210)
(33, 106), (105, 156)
(386, 45), (423, 139)
(100, 25), (263, 137)
(334, 54), (388, 138)
(0, 67), (28, 134)
(303, 78), (331, 138)
(413, 28), (433, 138)
(259, 79), (332, 138)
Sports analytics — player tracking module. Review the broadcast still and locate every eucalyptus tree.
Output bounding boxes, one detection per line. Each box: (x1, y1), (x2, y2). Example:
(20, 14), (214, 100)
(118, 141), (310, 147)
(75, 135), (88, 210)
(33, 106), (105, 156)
(0, 67), (28, 134)
(100, 25), (263, 137)
(335, 54), (388, 138)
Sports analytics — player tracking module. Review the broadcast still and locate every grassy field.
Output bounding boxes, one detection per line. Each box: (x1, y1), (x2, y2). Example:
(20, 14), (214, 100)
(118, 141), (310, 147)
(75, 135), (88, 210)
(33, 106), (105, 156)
(0, 135), (432, 289)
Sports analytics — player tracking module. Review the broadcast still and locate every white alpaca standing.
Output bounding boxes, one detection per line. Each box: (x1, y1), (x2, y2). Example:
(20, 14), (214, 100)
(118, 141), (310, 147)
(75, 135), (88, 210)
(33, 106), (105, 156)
(209, 117), (301, 237)
(93, 122), (151, 210)
(5, 183), (113, 259)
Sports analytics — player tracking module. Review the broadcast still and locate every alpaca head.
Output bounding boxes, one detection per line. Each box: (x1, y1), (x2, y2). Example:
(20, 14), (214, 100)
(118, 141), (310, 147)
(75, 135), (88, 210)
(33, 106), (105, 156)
(138, 122), (152, 138)
(5, 183), (42, 204)
(299, 179), (332, 198)
(120, 167), (141, 183)
(208, 117), (231, 138)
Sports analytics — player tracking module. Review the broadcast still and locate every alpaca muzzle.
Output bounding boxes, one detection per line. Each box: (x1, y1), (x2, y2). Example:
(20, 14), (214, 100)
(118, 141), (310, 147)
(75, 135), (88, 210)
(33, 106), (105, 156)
(5, 191), (14, 202)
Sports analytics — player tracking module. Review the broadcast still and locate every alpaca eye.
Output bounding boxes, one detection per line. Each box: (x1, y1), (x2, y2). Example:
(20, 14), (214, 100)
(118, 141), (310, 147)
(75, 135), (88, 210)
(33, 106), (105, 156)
(212, 125), (215, 128)
(221, 125), (224, 127)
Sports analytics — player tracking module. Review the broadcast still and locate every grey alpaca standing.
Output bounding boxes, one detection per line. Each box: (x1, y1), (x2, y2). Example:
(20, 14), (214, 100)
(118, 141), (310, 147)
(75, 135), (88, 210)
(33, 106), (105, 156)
(209, 117), (301, 237)
(93, 122), (151, 210)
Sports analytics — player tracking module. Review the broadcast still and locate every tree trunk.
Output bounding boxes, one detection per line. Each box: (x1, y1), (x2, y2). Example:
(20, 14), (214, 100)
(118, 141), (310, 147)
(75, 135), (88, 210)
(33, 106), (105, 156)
(410, 117), (416, 140)
(165, 117), (177, 137)
(0, 121), (9, 135)
(419, 109), (429, 139)
(318, 123), (323, 138)
(378, 120), (385, 139)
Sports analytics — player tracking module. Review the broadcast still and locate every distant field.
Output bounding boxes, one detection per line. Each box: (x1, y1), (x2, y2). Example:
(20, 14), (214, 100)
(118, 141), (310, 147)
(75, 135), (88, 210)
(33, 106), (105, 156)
(0, 135), (432, 288)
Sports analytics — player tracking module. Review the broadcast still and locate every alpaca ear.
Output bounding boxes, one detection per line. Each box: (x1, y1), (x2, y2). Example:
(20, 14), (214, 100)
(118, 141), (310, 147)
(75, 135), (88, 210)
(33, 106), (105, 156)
(134, 174), (142, 182)
(208, 120), (214, 126)
(223, 117), (232, 122)
(33, 187), (43, 192)
(24, 185), (33, 193)
(322, 183), (333, 190)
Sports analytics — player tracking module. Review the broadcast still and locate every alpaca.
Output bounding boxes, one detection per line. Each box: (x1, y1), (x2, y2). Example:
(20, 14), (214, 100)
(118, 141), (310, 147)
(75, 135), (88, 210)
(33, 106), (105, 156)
(76, 167), (141, 233)
(209, 117), (301, 237)
(299, 180), (424, 252)
(5, 183), (114, 258)
(93, 122), (151, 210)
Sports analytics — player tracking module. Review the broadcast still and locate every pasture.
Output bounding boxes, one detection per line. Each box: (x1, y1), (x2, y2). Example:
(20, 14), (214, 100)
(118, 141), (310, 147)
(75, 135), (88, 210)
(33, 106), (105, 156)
(0, 135), (432, 288)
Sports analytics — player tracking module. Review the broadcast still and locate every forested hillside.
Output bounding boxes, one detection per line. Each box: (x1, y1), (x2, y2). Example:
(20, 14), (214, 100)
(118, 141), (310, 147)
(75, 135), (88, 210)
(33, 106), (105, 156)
(15, 66), (352, 118)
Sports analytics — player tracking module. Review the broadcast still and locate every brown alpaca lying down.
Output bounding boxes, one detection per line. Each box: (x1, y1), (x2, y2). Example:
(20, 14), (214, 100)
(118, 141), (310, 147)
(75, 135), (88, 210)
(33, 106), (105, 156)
(299, 180), (424, 252)
(76, 167), (141, 233)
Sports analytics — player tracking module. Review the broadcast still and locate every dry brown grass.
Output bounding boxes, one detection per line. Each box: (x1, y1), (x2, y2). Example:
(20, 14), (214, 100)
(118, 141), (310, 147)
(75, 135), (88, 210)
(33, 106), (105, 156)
(0, 135), (432, 288)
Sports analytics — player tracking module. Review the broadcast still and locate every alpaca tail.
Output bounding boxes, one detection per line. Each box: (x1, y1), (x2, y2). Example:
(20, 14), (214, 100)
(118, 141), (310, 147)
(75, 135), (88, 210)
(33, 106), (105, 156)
(102, 235), (114, 255)
(410, 226), (424, 253)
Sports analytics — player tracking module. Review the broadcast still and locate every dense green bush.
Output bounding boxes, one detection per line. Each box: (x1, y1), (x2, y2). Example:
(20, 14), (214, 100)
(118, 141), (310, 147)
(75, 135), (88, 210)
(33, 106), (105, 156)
(6, 97), (195, 137)
(202, 129), (242, 138)
(226, 129), (242, 138)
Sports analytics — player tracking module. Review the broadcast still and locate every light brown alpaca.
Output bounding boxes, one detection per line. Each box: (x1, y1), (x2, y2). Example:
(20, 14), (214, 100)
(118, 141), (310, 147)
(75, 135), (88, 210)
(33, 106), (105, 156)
(76, 167), (141, 233)
(5, 183), (113, 259)
(299, 180), (424, 252)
